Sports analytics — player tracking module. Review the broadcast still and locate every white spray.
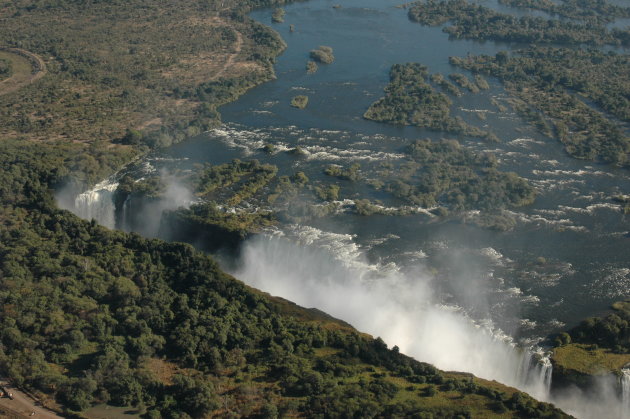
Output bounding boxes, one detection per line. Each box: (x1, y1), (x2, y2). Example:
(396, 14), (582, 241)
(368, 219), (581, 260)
(56, 172), (194, 236)
(231, 225), (630, 418)
(231, 226), (552, 399)
(62, 178), (119, 229)
(622, 368), (630, 419)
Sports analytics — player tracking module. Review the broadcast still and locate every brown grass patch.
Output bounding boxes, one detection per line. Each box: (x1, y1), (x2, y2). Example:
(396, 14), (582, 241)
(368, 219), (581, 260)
(143, 358), (179, 385)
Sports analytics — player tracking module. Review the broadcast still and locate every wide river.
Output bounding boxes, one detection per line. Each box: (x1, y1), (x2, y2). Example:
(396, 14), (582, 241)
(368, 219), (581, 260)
(70, 0), (630, 416)
(155, 0), (630, 339)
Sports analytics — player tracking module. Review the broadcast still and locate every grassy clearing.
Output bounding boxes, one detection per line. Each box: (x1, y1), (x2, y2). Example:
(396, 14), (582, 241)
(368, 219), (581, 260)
(553, 344), (630, 375)
(0, 50), (38, 95)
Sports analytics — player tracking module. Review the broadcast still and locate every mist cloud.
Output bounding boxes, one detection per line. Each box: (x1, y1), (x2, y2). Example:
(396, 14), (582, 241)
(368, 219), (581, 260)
(231, 225), (629, 418)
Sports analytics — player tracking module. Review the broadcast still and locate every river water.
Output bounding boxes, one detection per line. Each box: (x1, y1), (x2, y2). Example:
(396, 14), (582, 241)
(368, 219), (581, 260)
(155, 0), (630, 338)
(63, 0), (630, 416)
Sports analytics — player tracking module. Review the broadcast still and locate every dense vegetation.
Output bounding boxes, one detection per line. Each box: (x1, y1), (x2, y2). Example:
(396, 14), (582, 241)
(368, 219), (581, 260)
(271, 7), (285, 23)
(306, 60), (318, 73)
(430, 73), (461, 96)
(0, 0), (288, 152)
(0, 57), (12, 80)
(408, 0), (630, 46)
(551, 301), (630, 390)
(0, 0), (610, 415)
(290, 94), (308, 109)
(309, 46), (335, 64)
(498, 0), (630, 24)
(559, 300), (630, 352)
(364, 63), (498, 141)
(373, 139), (536, 210)
(0, 140), (569, 418)
(451, 48), (630, 166)
(449, 73), (479, 93)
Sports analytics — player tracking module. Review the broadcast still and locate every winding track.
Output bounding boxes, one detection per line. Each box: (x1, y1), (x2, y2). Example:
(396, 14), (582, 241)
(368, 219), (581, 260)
(0, 47), (47, 96)
(210, 27), (244, 81)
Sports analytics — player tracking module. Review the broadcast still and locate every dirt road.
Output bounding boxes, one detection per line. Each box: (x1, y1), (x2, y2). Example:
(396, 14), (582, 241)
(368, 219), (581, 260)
(0, 379), (62, 418)
(211, 28), (243, 81)
(0, 48), (47, 96)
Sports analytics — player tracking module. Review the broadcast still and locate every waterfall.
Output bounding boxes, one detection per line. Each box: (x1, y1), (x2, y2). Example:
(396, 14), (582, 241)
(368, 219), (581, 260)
(119, 195), (131, 231)
(540, 354), (553, 396)
(513, 347), (552, 401)
(528, 352), (553, 400)
(621, 368), (630, 419)
(231, 227), (556, 402)
(71, 179), (119, 229)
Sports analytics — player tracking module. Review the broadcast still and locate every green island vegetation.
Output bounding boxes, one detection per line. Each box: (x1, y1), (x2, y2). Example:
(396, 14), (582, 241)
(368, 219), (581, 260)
(115, 160), (280, 250)
(317, 139), (535, 218)
(430, 73), (462, 96)
(408, 0), (630, 46)
(364, 63), (499, 141)
(474, 74), (489, 90)
(552, 300), (630, 390)
(449, 73), (479, 93)
(287, 145), (307, 156)
(115, 158), (344, 245)
(290, 94), (309, 109)
(271, 7), (285, 23)
(0, 140), (571, 418)
(324, 163), (362, 181)
(450, 47), (630, 166)
(459, 211), (519, 232)
(498, 0), (630, 24)
(306, 60), (318, 73)
(309, 45), (335, 64)
(372, 139), (536, 210)
(115, 140), (536, 242)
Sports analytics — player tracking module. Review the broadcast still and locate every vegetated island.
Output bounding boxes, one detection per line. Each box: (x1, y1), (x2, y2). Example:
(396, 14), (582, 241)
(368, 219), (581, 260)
(115, 137), (536, 251)
(309, 45), (335, 64)
(407, 0), (630, 46)
(290, 94), (309, 109)
(306, 60), (318, 73)
(272, 7), (286, 22)
(364, 63), (499, 141)
(450, 47), (630, 166)
(378, 139), (535, 210)
(497, 0), (630, 24)
(449, 73), (479, 93)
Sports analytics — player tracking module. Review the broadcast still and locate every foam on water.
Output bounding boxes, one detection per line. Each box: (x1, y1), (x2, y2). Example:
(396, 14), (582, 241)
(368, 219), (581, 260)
(590, 268), (630, 299)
